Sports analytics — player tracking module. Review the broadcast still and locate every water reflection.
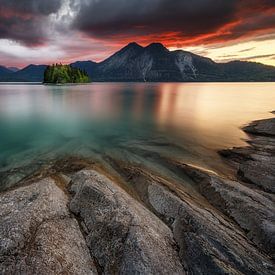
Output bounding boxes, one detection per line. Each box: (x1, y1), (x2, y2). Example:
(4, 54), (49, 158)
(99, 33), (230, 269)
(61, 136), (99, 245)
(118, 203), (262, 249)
(0, 83), (274, 177)
(155, 83), (275, 149)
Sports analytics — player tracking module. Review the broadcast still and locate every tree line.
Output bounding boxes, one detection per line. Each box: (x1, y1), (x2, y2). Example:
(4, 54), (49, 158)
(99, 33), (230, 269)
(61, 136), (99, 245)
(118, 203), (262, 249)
(44, 64), (90, 84)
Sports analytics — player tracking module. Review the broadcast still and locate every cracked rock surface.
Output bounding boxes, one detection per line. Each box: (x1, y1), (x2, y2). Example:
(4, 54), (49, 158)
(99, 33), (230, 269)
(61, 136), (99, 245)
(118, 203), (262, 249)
(69, 170), (184, 275)
(104, 162), (275, 274)
(148, 182), (274, 275)
(178, 164), (275, 260)
(0, 178), (97, 275)
(220, 115), (275, 193)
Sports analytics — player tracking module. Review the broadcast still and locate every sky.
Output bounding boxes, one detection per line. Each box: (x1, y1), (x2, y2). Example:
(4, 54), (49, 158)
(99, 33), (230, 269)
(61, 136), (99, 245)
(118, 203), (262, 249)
(0, 0), (275, 68)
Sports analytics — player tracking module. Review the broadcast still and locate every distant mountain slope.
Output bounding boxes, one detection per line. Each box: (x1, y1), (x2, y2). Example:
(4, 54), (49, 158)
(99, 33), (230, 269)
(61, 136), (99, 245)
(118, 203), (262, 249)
(0, 65), (47, 82)
(0, 66), (13, 81)
(14, 65), (48, 82)
(71, 61), (97, 77)
(220, 61), (275, 82)
(0, 66), (12, 74)
(1, 43), (275, 82)
(8, 67), (19, 72)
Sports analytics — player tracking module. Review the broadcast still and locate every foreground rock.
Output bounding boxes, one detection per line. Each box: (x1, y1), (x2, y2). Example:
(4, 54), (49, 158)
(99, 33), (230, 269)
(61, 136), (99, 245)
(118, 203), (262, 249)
(100, 162), (275, 274)
(220, 116), (275, 193)
(0, 178), (97, 274)
(177, 163), (275, 260)
(70, 170), (184, 274)
(149, 182), (274, 274)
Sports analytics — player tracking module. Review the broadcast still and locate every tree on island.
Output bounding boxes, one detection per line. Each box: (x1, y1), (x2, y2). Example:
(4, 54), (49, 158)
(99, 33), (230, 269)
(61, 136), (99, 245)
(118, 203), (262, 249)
(44, 64), (90, 84)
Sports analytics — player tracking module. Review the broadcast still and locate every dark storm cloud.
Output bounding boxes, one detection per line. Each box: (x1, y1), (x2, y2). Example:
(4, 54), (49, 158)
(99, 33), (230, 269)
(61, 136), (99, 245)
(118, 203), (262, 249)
(71, 0), (275, 45)
(0, 0), (63, 45)
(1, 0), (275, 50)
(0, 0), (62, 15)
(71, 0), (238, 38)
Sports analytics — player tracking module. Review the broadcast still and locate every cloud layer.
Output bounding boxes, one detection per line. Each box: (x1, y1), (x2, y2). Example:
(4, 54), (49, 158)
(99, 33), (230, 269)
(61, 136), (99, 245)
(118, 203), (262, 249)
(72, 0), (236, 39)
(70, 0), (275, 46)
(0, 0), (274, 66)
(0, 0), (63, 45)
(1, 0), (275, 47)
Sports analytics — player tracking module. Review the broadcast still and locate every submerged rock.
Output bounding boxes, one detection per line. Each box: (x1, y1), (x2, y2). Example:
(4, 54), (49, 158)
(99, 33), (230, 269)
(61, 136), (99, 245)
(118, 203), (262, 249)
(69, 170), (184, 275)
(0, 162), (46, 192)
(0, 178), (97, 274)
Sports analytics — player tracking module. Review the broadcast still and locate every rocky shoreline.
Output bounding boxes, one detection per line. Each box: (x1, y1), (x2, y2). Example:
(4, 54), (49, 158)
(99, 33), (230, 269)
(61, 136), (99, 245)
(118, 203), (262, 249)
(0, 113), (275, 274)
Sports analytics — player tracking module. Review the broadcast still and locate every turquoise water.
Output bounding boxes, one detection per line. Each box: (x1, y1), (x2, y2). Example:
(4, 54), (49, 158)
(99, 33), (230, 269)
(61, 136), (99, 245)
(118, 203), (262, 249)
(0, 82), (275, 181)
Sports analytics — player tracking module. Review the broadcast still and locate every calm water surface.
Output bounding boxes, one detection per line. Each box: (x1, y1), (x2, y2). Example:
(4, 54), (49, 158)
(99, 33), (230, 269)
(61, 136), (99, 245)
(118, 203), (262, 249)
(0, 83), (274, 179)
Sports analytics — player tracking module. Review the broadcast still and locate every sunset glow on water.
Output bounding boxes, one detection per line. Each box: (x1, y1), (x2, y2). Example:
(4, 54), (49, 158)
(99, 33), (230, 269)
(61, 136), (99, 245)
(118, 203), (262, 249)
(0, 83), (274, 179)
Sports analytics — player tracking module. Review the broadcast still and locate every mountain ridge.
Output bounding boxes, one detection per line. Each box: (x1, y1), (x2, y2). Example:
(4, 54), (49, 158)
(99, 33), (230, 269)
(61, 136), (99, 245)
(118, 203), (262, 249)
(1, 42), (275, 82)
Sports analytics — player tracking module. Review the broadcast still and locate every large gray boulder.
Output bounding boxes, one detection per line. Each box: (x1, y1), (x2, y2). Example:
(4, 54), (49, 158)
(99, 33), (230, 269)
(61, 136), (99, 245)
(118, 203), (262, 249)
(69, 170), (184, 275)
(0, 178), (97, 275)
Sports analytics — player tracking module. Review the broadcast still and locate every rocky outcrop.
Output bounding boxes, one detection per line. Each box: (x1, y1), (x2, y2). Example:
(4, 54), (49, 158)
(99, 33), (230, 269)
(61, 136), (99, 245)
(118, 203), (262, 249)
(1, 164), (275, 274)
(69, 170), (184, 275)
(220, 116), (275, 193)
(0, 178), (97, 274)
(176, 164), (275, 260)
(106, 163), (275, 274)
(243, 118), (275, 137)
(148, 182), (274, 274)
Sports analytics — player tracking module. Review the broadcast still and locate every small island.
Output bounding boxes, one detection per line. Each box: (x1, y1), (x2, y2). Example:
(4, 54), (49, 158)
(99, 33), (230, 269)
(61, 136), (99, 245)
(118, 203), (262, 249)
(44, 64), (90, 84)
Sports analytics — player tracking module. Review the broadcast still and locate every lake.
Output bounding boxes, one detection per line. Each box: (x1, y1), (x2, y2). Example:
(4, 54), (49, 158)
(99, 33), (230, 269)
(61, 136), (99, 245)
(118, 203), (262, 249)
(0, 82), (275, 184)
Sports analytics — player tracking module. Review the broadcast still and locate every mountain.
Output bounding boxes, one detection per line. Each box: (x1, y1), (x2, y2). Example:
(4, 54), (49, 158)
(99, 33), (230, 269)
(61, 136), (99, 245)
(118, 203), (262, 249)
(14, 64), (48, 82)
(219, 61), (275, 81)
(92, 42), (145, 81)
(0, 66), (13, 81)
(8, 67), (19, 72)
(71, 61), (97, 77)
(76, 42), (275, 82)
(0, 66), (12, 74)
(1, 43), (275, 82)
(0, 64), (47, 82)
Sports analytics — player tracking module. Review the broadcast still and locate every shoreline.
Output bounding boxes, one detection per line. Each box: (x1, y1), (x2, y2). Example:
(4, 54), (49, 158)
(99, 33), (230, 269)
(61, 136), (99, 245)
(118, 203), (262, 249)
(0, 112), (274, 274)
(220, 111), (275, 193)
(43, 83), (92, 86)
(2, 81), (275, 84)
